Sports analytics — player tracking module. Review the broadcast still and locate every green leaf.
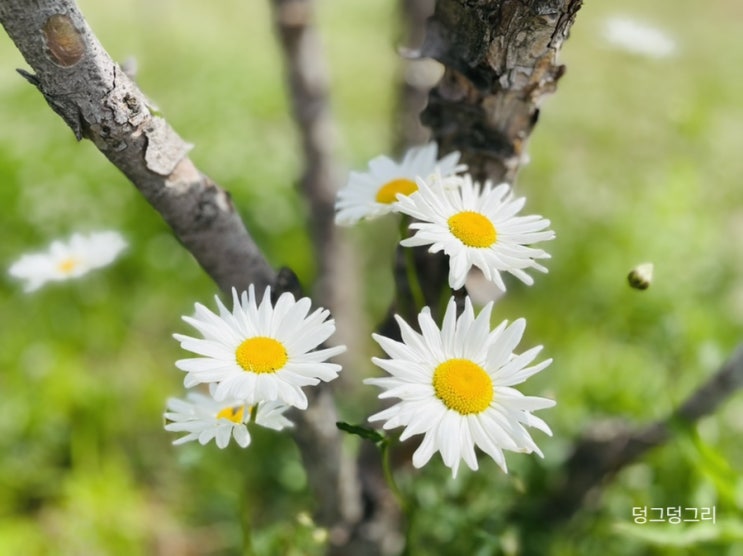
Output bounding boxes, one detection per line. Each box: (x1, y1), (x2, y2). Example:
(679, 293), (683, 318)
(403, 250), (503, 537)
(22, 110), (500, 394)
(336, 422), (385, 444)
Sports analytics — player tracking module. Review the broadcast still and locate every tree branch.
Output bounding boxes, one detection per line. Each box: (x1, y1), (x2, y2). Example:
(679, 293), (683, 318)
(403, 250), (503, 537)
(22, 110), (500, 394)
(270, 0), (344, 307)
(0, 1), (359, 550)
(269, 2), (370, 550)
(269, 0), (363, 369)
(382, 0), (583, 336)
(530, 343), (743, 525)
(421, 0), (583, 184)
(0, 0), (275, 294)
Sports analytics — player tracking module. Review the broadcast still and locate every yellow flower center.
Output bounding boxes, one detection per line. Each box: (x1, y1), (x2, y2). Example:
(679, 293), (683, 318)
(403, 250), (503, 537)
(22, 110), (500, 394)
(447, 211), (497, 248)
(216, 405), (245, 424)
(235, 336), (288, 374)
(57, 257), (79, 274)
(433, 358), (493, 415)
(375, 178), (418, 204)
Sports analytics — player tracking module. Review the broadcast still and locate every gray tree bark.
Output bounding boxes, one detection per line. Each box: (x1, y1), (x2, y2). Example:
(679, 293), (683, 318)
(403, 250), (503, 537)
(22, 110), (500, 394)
(0, 0), (275, 294)
(422, 0), (583, 184)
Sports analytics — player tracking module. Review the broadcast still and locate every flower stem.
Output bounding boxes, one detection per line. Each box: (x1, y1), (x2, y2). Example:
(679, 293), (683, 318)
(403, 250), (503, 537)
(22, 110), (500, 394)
(381, 439), (408, 512)
(240, 477), (257, 556)
(399, 215), (426, 311)
(381, 439), (418, 554)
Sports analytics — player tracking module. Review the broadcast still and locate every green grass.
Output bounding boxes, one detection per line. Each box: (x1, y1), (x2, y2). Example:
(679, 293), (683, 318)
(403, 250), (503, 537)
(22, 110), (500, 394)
(1, 0), (742, 554)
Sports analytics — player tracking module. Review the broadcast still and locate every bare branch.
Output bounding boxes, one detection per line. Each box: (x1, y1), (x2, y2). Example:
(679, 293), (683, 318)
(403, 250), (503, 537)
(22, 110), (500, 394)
(268, 0), (363, 366)
(530, 344), (743, 525)
(269, 2), (369, 548)
(0, 0), (275, 293)
(270, 0), (344, 306)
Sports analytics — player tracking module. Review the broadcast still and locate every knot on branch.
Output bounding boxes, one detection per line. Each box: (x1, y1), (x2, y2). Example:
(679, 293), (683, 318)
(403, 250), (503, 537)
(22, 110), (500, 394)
(43, 14), (85, 67)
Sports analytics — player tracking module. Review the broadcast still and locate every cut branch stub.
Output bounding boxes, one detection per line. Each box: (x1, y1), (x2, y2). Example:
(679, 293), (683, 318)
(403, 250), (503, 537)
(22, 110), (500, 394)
(421, 0), (582, 184)
(43, 14), (85, 67)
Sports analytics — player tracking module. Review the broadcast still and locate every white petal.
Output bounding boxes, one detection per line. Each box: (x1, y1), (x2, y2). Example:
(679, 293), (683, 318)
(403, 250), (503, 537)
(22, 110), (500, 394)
(487, 319), (525, 368)
(412, 430), (439, 469)
(233, 425), (252, 448)
(214, 424), (232, 448)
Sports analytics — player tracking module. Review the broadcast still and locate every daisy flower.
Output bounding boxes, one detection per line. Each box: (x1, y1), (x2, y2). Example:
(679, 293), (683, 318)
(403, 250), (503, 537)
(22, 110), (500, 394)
(365, 296), (555, 477)
(395, 173), (554, 291)
(334, 141), (465, 226)
(602, 16), (676, 59)
(164, 387), (293, 449)
(8, 230), (127, 292)
(174, 285), (345, 410)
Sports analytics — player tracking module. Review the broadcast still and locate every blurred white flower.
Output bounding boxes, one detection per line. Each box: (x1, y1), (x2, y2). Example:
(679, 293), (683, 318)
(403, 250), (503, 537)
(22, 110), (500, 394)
(603, 16), (677, 59)
(335, 141), (465, 226)
(8, 230), (127, 292)
(395, 173), (554, 291)
(164, 387), (293, 449)
(174, 286), (345, 410)
(366, 296), (555, 477)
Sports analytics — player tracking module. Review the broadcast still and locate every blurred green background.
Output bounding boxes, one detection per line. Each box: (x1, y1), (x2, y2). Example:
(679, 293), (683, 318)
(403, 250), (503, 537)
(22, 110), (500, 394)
(1, 0), (742, 554)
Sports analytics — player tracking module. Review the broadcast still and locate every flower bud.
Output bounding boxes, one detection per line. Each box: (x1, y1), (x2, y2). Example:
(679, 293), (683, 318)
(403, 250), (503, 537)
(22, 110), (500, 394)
(628, 262), (654, 290)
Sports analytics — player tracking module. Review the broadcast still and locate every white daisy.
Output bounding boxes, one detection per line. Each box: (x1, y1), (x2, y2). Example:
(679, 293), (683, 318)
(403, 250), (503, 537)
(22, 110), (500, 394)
(395, 173), (554, 291)
(602, 16), (677, 59)
(174, 285), (345, 410)
(334, 141), (465, 226)
(164, 388), (293, 449)
(365, 296), (555, 477)
(8, 230), (127, 292)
